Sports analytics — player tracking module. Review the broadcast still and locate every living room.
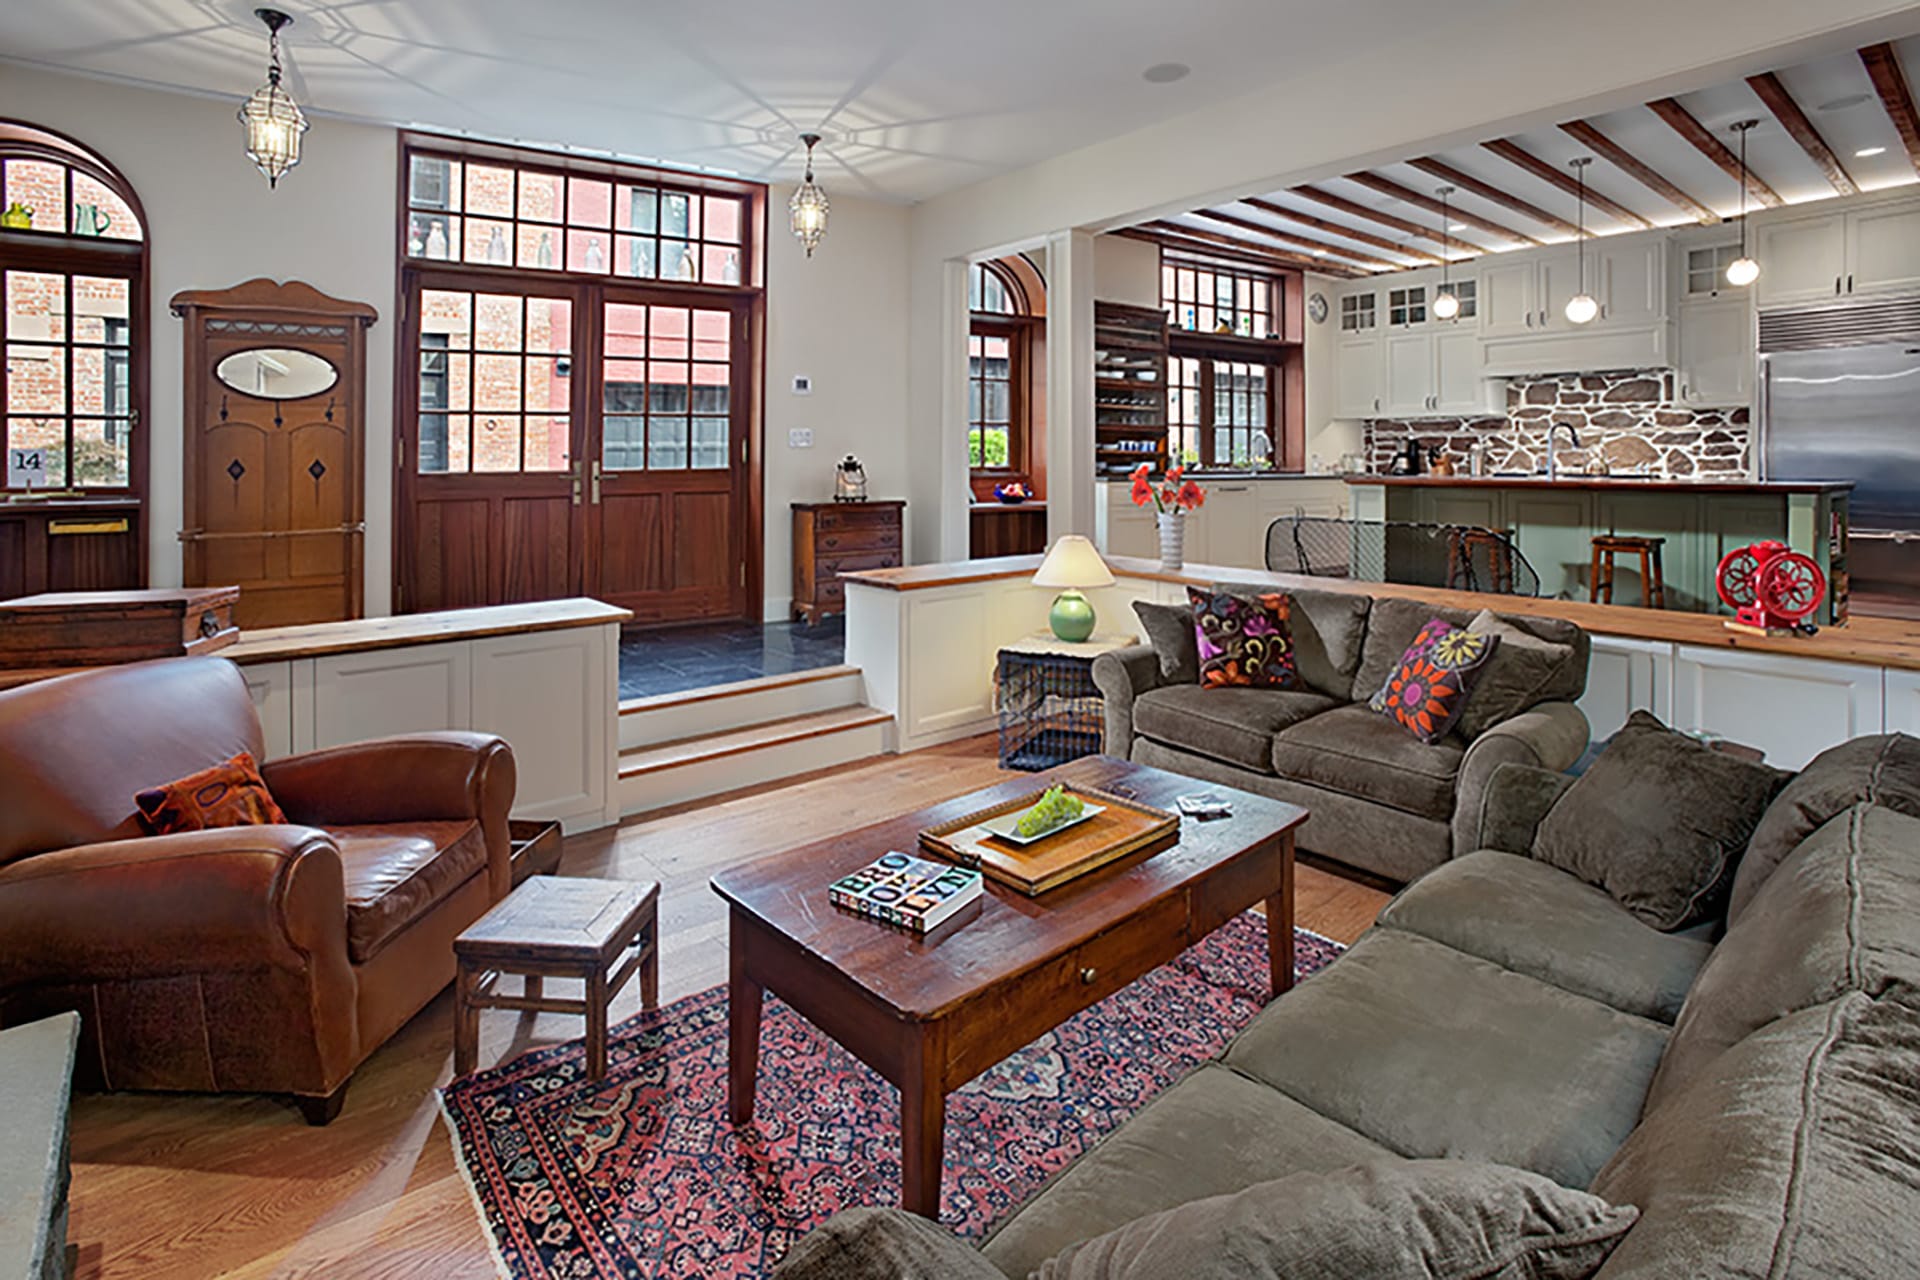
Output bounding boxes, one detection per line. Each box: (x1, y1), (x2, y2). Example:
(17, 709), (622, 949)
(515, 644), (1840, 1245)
(4, 2), (1920, 1277)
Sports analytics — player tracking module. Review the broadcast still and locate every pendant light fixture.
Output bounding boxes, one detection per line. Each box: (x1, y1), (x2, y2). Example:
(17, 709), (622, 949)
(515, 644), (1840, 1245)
(1564, 156), (1599, 325)
(789, 133), (830, 257)
(1431, 185), (1461, 320)
(237, 9), (308, 189)
(1726, 120), (1762, 287)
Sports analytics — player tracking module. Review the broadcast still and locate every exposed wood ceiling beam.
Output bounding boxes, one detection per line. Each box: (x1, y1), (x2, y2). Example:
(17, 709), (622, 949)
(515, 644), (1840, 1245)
(1186, 208), (1398, 272)
(1344, 172), (1542, 245)
(1557, 121), (1717, 224)
(1646, 98), (1784, 207)
(1403, 157), (1581, 239)
(1123, 225), (1364, 278)
(1860, 42), (1920, 176)
(1747, 71), (1857, 195)
(1289, 185), (1479, 255)
(1240, 197), (1448, 265)
(1481, 138), (1653, 230)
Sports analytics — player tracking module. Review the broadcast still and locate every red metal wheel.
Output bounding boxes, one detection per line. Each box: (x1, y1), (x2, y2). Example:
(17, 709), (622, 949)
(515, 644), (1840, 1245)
(1757, 552), (1825, 622)
(1716, 546), (1760, 608)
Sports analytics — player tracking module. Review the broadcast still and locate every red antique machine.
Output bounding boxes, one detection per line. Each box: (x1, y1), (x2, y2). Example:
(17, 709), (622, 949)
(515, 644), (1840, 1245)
(1715, 540), (1826, 636)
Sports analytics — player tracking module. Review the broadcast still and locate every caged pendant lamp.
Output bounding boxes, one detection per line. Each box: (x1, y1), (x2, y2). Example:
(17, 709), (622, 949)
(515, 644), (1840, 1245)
(1432, 185), (1461, 320)
(237, 9), (308, 188)
(1726, 120), (1762, 287)
(1564, 157), (1599, 325)
(789, 133), (830, 257)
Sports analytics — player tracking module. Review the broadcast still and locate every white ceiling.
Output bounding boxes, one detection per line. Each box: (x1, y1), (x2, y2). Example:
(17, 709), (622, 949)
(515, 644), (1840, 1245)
(1159, 34), (1920, 272)
(0, 0), (1511, 203)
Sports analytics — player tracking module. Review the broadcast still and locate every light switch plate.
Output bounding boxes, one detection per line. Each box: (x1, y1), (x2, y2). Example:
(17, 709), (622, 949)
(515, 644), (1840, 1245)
(788, 428), (814, 448)
(791, 375), (813, 395)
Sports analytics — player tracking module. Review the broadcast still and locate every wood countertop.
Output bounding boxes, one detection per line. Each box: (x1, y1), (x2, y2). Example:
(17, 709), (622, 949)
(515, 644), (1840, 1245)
(970, 501), (1047, 513)
(1345, 475), (1853, 494)
(842, 556), (1920, 672)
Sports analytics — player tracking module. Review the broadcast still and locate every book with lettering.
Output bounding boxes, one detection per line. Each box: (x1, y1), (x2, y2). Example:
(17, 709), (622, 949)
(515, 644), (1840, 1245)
(829, 851), (984, 933)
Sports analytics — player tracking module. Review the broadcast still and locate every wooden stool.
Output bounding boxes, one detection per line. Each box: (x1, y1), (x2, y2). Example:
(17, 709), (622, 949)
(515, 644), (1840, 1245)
(453, 876), (660, 1081)
(1446, 527), (1516, 594)
(1590, 535), (1667, 609)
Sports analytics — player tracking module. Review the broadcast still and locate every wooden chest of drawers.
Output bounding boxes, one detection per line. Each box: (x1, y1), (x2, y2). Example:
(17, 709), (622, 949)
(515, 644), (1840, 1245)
(791, 501), (904, 624)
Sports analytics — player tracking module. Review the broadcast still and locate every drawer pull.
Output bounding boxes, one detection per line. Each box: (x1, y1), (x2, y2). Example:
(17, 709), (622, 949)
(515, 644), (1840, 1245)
(48, 518), (129, 535)
(1079, 967), (1098, 985)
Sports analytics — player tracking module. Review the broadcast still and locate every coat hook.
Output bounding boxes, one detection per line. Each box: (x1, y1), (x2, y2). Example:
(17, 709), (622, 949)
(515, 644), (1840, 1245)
(325, 396), (335, 423)
(219, 393), (229, 422)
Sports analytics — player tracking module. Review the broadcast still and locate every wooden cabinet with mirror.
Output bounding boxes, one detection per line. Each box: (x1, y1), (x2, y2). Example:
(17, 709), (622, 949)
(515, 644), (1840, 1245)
(172, 279), (374, 628)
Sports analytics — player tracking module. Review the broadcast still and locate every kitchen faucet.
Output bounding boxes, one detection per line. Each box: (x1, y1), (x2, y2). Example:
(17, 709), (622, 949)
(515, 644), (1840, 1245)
(1546, 422), (1584, 483)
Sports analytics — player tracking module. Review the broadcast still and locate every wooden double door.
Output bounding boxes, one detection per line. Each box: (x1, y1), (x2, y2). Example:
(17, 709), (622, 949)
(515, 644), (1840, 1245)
(398, 270), (757, 623)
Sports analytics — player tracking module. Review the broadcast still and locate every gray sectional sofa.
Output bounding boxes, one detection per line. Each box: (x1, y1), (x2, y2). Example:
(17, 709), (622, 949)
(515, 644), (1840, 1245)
(1093, 589), (1592, 883)
(777, 733), (1920, 1279)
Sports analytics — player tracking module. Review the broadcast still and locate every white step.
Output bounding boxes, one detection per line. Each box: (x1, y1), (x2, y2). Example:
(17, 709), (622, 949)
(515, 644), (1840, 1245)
(618, 665), (863, 751)
(617, 705), (894, 816)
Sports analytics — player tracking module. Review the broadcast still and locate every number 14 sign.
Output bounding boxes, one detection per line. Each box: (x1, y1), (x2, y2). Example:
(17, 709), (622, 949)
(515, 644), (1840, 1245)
(7, 447), (47, 489)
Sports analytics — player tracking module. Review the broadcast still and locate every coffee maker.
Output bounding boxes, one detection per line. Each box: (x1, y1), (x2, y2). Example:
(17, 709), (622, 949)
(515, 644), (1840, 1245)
(1387, 439), (1427, 476)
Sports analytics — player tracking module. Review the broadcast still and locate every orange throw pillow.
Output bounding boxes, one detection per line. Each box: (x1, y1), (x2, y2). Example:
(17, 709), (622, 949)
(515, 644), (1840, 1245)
(135, 752), (287, 835)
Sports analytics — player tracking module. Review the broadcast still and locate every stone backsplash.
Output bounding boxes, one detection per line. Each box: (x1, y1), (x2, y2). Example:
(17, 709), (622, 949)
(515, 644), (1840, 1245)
(1363, 369), (1751, 479)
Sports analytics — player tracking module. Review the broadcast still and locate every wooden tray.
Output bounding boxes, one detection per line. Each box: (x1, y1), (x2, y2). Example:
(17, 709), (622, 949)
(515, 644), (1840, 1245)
(920, 784), (1180, 896)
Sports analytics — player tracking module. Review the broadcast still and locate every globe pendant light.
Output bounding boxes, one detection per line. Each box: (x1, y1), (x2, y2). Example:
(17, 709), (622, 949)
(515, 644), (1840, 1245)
(1431, 185), (1461, 320)
(789, 133), (830, 257)
(1726, 120), (1762, 287)
(1565, 156), (1599, 325)
(237, 9), (308, 189)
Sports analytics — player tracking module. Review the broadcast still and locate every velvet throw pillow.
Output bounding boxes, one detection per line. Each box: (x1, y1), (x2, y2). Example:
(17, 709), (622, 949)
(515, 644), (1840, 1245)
(1036, 1158), (1638, 1280)
(1456, 609), (1580, 739)
(135, 752), (287, 835)
(1188, 586), (1297, 690)
(1531, 711), (1788, 931)
(1366, 617), (1499, 744)
(1131, 599), (1200, 684)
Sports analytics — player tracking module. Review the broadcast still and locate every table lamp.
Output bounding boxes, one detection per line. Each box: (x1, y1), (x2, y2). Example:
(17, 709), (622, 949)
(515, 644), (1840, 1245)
(1033, 535), (1115, 642)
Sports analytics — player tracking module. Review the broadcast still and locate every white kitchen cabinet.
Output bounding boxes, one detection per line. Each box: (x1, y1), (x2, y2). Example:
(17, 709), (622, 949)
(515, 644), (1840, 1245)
(1479, 259), (1540, 339)
(1754, 213), (1851, 308)
(309, 641), (472, 749)
(1886, 668), (1920, 736)
(1535, 249), (1586, 333)
(1578, 635), (1672, 740)
(1670, 644), (1882, 769)
(1335, 333), (1383, 418)
(1379, 326), (1488, 417)
(1433, 329), (1484, 412)
(1676, 297), (1753, 408)
(1094, 482), (1158, 558)
(1847, 201), (1920, 298)
(1188, 482), (1258, 568)
(1594, 238), (1665, 328)
(1384, 332), (1433, 415)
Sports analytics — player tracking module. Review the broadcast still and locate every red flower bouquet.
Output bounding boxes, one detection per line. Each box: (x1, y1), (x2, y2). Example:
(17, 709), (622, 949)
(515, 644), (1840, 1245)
(1129, 463), (1207, 515)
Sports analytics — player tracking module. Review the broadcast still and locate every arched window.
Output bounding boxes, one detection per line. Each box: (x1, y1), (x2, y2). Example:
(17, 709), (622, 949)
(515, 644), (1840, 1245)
(1, 120), (147, 494)
(967, 259), (1038, 472)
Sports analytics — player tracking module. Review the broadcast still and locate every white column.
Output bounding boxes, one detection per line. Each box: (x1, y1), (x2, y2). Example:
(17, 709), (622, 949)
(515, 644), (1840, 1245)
(936, 256), (973, 563)
(1045, 228), (1097, 544)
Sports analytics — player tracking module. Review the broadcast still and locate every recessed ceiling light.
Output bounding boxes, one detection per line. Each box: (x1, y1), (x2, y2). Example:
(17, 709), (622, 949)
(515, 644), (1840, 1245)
(1142, 62), (1190, 84)
(1856, 145), (1888, 158)
(1816, 92), (1872, 112)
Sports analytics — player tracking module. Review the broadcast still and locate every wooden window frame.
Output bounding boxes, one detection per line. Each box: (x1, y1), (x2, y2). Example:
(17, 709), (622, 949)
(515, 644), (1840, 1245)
(968, 260), (1036, 478)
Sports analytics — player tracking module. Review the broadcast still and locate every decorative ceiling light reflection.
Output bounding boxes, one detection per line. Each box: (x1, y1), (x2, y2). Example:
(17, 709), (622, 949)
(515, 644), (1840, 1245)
(237, 8), (308, 188)
(1726, 120), (1762, 287)
(1432, 185), (1460, 319)
(1565, 157), (1599, 325)
(789, 133), (829, 258)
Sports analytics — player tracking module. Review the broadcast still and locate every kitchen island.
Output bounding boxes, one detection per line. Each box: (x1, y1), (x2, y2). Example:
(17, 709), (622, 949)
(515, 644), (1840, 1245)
(1345, 476), (1852, 619)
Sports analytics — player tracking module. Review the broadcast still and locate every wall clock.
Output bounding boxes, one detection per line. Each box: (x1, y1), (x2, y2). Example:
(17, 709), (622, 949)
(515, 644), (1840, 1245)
(1307, 292), (1329, 324)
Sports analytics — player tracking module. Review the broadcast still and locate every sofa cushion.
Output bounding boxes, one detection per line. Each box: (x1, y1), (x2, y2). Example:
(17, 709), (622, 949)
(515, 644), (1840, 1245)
(773, 1207), (1006, 1280)
(1222, 929), (1669, 1189)
(982, 1062), (1391, 1279)
(335, 819), (488, 963)
(1134, 685), (1338, 774)
(1131, 599), (1199, 684)
(1271, 704), (1465, 821)
(1644, 803), (1920, 1114)
(1366, 617), (1500, 744)
(1217, 584), (1370, 701)
(1189, 586), (1297, 689)
(1590, 992), (1920, 1279)
(1531, 711), (1787, 931)
(1458, 610), (1582, 740)
(1730, 733), (1920, 924)
(133, 751), (287, 835)
(1036, 1158), (1638, 1280)
(1378, 850), (1713, 1024)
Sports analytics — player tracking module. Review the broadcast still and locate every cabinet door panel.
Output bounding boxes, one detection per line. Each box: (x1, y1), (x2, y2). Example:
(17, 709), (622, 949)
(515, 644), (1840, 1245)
(1335, 336), (1382, 418)
(1479, 261), (1537, 338)
(1596, 240), (1662, 327)
(1536, 250), (1585, 333)
(1384, 333), (1433, 416)
(1671, 645), (1880, 770)
(1509, 490), (1595, 600)
(1433, 329), (1482, 412)
(1846, 203), (1920, 297)
(1755, 216), (1847, 307)
(1579, 636), (1671, 739)
(1677, 299), (1752, 408)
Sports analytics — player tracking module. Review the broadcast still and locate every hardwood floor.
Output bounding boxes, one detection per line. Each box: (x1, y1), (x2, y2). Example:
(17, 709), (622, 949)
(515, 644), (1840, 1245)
(64, 738), (1390, 1279)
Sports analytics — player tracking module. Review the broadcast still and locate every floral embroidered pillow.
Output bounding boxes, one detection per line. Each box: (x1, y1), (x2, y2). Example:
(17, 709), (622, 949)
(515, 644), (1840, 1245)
(1189, 586), (1298, 690)
(1367, 617), (1501, 743)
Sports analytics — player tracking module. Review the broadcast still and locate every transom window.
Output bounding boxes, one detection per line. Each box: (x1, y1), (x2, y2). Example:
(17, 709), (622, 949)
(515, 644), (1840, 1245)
(969, 261), (1021, 315)
(405, 152), (746, 286)
(1162, 263), (1275, 338)
(1339, 292), (1376, 333)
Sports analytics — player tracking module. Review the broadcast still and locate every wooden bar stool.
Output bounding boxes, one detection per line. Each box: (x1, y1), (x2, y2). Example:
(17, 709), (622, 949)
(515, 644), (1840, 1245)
(1446, 527), (1516, 594)
(1590, 535), (1667, 609)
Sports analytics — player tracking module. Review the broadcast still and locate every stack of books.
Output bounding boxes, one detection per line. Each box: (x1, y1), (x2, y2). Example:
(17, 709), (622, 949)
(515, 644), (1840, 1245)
(829, 851), (983, 933)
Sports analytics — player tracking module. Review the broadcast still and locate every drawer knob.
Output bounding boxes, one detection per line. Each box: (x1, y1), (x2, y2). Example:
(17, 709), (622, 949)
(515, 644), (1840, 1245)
(1079, 966), (1097, 985)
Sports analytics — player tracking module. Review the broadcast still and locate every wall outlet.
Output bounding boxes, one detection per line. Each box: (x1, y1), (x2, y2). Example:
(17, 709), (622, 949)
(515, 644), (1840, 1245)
(791, 375), (813, 395)
(788, 428), (814, 448)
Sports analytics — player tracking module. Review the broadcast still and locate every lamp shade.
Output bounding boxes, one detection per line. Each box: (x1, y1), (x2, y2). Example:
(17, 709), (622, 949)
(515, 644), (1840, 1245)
(1033, 535), (1116, 590)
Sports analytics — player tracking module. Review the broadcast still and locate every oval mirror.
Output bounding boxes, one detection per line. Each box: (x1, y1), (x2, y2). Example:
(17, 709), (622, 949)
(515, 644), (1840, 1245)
(214, 347), (339, 401)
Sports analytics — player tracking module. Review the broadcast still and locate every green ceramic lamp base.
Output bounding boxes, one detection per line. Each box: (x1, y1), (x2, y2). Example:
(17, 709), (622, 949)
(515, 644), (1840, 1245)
(1048, 589), (1097, 642)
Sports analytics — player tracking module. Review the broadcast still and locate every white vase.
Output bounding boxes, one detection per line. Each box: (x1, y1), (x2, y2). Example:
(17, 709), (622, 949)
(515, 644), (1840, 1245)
(1157, 510), (1186, 572)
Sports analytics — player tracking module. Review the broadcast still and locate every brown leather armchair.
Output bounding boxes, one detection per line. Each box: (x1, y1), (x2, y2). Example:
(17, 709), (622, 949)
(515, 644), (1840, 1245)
(0, 657), (516, 1123)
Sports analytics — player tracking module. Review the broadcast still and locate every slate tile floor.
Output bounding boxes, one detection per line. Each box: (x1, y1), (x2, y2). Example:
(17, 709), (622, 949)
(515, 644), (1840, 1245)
(618, 615), (846, 700)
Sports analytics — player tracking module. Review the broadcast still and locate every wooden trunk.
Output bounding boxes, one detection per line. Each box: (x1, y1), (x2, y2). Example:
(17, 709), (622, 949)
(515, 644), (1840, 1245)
(0, 587), (240, 669)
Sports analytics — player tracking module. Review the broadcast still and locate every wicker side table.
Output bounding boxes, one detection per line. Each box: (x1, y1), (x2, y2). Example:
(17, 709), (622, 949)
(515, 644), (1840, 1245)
(995, 632), (1137, 771)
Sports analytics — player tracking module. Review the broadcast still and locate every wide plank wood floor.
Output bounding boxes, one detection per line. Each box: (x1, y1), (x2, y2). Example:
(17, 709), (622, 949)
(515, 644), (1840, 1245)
(64, 737), (1390, 1279)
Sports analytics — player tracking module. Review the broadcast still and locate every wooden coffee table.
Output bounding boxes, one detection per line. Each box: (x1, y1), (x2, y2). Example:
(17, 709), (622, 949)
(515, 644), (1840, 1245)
(709, 755), (1305, 1217)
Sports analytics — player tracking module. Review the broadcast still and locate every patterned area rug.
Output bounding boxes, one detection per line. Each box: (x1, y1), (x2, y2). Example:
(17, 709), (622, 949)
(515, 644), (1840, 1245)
(441, 913), (1344, 1279)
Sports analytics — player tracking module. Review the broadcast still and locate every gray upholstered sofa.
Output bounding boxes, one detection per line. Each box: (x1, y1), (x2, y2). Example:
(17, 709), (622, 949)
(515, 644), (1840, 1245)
(778, 733), (1920, 1279)
(1093, 589), (1592, 883)
(0, 1012), (78, 1280)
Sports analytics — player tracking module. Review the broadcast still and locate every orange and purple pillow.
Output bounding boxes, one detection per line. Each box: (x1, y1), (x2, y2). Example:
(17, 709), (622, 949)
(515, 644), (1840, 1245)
(134, 752), (288, 836)
(1188, 586), (1298, 690)
(1367, 618), (1500, 743)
